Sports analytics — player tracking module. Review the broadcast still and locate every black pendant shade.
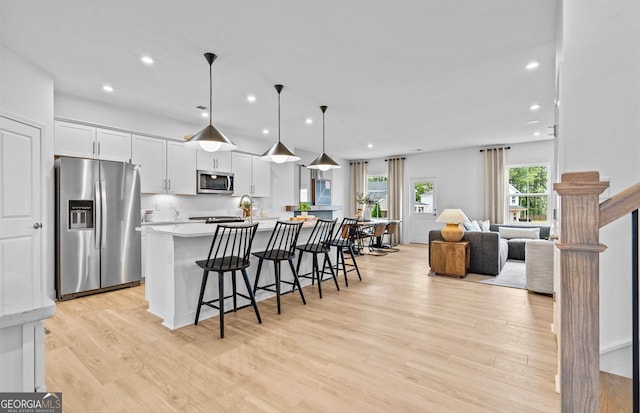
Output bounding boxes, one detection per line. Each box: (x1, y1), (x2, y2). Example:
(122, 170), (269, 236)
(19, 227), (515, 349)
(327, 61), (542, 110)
(185, 52), (237, 152)
(308, 105), (341, 171)
(260, 84), (300, 163)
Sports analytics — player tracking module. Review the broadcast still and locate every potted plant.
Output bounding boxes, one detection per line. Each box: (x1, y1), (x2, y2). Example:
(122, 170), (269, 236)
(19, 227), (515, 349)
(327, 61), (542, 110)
(355, 193), (375, 220)
(239, 200), (252, 218)
(298, 202), (312, 217)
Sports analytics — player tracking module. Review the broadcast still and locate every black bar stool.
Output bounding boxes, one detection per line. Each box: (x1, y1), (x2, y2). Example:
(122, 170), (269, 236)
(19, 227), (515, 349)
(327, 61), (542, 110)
(295, 218), (339, 298)
(330, 218), (362, 286)
(252, 220), (306, 314)
(194, 223), (261, 339)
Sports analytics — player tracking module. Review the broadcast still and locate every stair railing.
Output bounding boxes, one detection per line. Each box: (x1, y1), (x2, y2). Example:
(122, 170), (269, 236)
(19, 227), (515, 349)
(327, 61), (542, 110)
(554, 171), (639, 413)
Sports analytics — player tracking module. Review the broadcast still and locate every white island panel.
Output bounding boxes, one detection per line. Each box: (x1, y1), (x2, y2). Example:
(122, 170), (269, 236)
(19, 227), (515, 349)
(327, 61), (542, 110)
(143, 222), (319, 330)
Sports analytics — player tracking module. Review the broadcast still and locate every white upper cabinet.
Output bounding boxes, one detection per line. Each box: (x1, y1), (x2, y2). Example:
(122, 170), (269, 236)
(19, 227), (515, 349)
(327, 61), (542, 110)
(131, 136), (196, 195)
(232, 152), (271, 197)
(166, 142), (196, 195)
(132, 135), (166, 194)
(251, 157), (271, 198)
(196, 149), (232, 172)
(55, 121), (131, 161)
(232, 153), (252, 196)
(95, 128), (131, 162)
(54, 121), (95, 158)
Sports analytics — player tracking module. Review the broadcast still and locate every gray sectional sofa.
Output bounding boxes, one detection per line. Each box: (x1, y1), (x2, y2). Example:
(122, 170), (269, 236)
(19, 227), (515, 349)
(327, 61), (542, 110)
(428, 224), (550, 276)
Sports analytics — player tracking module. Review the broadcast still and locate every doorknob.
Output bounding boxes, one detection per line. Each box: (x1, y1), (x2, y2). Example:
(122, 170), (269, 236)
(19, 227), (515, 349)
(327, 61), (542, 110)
(33, 223), (43, 229)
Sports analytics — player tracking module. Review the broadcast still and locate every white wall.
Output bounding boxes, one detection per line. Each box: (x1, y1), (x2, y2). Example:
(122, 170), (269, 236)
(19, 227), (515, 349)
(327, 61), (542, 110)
(559, 0), (640, 377)
(0, 46), (55, 298)
(373, 139), (554, 243)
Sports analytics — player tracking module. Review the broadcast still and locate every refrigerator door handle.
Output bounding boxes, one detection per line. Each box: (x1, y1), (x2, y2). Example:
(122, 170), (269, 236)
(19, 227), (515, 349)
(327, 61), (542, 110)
(100, 180), (107, 248)
(94, 180), (101, 249)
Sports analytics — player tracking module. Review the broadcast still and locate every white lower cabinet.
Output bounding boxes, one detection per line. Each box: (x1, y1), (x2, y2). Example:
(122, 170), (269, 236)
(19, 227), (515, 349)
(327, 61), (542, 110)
(0, 321), (46, 392)
(232, 152), (271, 197)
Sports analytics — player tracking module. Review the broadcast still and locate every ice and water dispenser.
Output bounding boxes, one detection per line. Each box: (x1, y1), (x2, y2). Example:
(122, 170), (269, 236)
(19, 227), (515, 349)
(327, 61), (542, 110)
(68, 200), (94, 230)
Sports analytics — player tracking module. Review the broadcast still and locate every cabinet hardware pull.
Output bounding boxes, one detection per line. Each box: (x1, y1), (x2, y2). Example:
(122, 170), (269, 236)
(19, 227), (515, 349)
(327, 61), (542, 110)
(33, 222), (43, 229)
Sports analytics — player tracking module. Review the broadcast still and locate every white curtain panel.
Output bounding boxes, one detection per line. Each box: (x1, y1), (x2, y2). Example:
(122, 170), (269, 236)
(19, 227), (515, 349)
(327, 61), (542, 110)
(483, 147), (506, 224)
(350, 161), (368, 216)
(387, 157), (404, 242)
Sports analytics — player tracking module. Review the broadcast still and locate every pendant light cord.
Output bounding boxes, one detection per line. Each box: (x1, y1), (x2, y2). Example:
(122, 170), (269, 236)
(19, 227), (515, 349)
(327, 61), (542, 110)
(277, 89), (281, 143)
(209, 62), (213, 125)
(320, 105), (328, 153)
(322, 109), (326, 152)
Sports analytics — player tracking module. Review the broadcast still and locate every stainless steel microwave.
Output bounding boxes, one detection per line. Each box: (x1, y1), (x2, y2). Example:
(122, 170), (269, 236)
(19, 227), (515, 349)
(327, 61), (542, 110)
(197, 170), (234, 194)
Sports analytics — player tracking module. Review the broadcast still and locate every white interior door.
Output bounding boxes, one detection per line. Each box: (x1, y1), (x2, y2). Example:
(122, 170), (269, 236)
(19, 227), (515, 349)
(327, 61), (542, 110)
(408, 177), (438, 244)
(0, 116), (42, 293)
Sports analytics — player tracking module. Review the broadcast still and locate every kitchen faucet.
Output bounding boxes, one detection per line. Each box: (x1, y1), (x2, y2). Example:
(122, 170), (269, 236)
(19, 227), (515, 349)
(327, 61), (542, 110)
(239, 194), (254, 224)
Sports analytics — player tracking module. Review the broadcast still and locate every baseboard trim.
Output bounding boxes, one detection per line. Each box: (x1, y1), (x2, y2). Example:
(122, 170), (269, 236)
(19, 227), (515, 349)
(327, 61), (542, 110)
(600, 339), (633, 378)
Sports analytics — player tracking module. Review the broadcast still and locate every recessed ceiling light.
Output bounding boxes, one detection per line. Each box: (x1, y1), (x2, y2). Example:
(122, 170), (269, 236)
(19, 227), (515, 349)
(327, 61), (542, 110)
(141, 56), (154, 65)
(201, 112), (208, 118)
(247, 95), (256, 103)
(305, 118), (313, 124)
(526, 119), (541, 125)
(102, 85), (114, 93)
(525, 61), (539, 70)
(367, 144), (373, 149)
(262, 129), (269, 135)
(529, 103), (541, 111)
(533, 132), (541, 136)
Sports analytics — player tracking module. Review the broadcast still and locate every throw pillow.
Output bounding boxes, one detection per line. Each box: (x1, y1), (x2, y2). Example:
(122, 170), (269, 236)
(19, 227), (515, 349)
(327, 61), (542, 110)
(498, 227), (540, 240)
(479, 220), (490, 232)
(463, 220), (482, 232)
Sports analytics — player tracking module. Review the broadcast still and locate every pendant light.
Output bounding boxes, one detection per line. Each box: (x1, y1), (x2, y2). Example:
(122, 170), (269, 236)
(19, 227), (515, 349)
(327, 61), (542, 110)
(260, 84), (300, 163)
(307, 105), (341, 171)
(185, 52), (237, 152)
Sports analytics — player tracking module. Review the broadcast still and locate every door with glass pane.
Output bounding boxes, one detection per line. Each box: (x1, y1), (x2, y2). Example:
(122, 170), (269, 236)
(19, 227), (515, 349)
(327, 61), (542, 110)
(409, 178), (437, 244)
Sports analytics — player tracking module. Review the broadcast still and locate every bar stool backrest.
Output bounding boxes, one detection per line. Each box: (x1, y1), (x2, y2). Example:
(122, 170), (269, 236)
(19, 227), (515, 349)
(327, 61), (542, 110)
(262, 220), (303, 259)
(302, 218), (337, 250)
(206, 223), (259, 271)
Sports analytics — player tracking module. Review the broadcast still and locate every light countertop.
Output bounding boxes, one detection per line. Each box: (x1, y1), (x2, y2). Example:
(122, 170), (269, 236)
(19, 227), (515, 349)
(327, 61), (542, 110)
(0, 288), (56, 329)
(141, 217), (281, 226)
(140, 219), (315, 237)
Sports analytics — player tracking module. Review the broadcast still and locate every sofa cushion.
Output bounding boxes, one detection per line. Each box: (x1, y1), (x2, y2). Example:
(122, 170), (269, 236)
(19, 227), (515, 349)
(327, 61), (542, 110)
(479, 220), (491, 232)
(499, 226), (540, 240)
(463, 220), (482, 232)
(507, 239), (528, 260)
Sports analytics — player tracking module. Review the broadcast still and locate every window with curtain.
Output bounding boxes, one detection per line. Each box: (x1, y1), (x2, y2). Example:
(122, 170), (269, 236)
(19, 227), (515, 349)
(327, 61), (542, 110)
(507, 164), (550, 223)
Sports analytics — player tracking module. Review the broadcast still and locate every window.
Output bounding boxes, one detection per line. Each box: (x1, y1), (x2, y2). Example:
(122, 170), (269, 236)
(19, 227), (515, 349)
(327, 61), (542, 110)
(507, 165), (549, 223)
(413, 180), (435, 214)
(367, 175), (388, 218)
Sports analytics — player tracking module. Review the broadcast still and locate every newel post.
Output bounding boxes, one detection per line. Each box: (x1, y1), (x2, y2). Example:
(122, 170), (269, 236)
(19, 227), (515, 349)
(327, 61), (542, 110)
(554, 171), (609, 413)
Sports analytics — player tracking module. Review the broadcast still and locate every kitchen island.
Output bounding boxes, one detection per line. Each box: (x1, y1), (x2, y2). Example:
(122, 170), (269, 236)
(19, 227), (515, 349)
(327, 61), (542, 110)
(0, 288), (55, 391)
(141, 221), (318, 330)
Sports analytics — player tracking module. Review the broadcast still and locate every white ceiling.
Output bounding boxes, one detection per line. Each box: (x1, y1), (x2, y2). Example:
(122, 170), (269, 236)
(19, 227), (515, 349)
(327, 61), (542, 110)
(1, 0), (557, 160)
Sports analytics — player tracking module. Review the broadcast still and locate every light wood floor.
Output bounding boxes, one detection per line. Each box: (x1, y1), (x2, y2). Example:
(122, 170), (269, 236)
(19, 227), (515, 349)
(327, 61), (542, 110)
(44, 244), (560, 412)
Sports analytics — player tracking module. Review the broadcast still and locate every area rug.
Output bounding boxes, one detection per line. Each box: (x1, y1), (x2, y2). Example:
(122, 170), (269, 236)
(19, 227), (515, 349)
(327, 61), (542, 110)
(475, 260), (526, 290)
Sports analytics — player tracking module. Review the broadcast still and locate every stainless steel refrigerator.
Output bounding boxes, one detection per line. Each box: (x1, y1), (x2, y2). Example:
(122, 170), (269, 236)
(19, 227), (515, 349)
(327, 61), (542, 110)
(55, 157), (141, 300)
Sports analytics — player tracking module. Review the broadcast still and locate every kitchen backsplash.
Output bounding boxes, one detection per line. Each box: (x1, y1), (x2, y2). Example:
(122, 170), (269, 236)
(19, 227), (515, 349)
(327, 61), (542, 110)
(141, 194), (279, 221)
